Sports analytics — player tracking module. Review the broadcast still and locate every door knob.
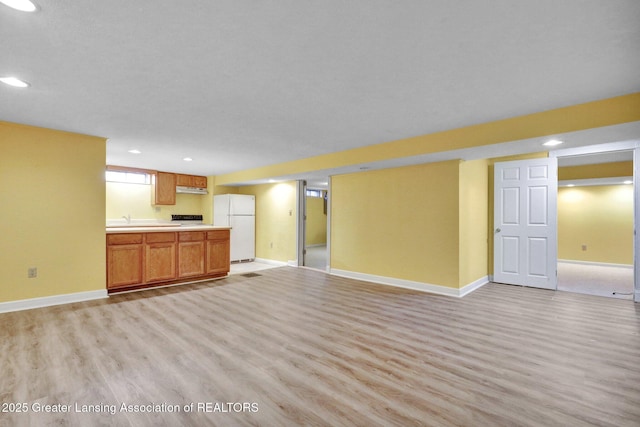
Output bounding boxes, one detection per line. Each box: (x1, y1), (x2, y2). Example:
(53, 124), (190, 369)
(495, 228), (501, 233)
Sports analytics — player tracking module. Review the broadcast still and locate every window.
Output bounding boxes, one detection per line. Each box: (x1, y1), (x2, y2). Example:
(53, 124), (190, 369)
(306, 189), (323, 198)
(105, 170), (150, 184)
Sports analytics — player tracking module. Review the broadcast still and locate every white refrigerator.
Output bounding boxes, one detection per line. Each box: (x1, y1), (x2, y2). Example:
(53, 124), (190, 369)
(213, 194), (255, 262)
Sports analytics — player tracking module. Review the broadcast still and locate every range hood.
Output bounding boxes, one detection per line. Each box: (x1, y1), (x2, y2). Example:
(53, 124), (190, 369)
(176, 186), (208, 195)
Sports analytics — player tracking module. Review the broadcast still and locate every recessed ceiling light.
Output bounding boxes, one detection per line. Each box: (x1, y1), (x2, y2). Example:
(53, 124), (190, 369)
(567, 184), (575, 187)
(183, 157), (193, 162)
(0, 76), (30, 88)
(0, 0), (38, 12)
(128, 149), (141, 154)
(624, 180), (633, 185)
(543, 139), (564, 146)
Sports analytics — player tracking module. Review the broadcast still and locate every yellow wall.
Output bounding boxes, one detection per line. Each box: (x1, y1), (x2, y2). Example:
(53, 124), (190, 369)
(459, 159), (489, 285)
(558, 185), (633, 264)
(331, 161), (461, 288)
(238, 182), (297, 263)
(106, 182), (204, 220)
(0, 121), (106, 303)
(559, 161), (633, 181)
(306, 195), (327, 246)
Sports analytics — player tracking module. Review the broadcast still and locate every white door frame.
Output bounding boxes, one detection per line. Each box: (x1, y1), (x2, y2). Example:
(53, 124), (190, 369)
(296, 180), (307, 267)
(549, 140), (640, 303)
(296, 179), (331, 271)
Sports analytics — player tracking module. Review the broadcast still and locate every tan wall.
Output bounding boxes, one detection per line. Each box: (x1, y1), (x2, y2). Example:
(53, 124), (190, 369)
(306, 195), (327, 246)
(459, 159), (489, 285)
(239, 182), (297, 263)
(558, 185), (633, 264)
(0, 121), (106, 303)
(331, 161), (461, 288)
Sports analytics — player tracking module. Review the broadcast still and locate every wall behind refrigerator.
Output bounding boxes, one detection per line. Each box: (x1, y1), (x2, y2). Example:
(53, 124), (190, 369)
(238, 182), (297, 264)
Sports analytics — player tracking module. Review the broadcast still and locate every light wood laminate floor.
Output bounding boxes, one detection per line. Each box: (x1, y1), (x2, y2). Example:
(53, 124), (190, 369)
(1, 267), (639, 426)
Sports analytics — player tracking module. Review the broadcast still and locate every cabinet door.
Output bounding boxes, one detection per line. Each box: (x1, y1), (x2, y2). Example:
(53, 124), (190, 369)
(206, 238), (230, 274)
(152, 172), (176, 205)
(107, 244), (143, 289)
(178, 241), (205, 278)
(192, 175), (207, 188)
(145, 243), (176, 283)
(176, 174), (193, 187)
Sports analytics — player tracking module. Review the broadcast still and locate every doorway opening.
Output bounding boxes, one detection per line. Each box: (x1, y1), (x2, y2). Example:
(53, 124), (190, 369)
(550, 141), (639, 303)
(296, 179), (329, 271)
(303, 187), (328, 270)
(556, 151), (635, 300)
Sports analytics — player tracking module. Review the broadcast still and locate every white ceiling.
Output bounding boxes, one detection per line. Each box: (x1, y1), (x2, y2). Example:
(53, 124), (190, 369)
(1, 1), (639, 185)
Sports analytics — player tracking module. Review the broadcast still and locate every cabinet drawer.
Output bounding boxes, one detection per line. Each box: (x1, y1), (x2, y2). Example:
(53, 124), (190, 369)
(107, 233), (143, 245)
(146, 232), (176, 243)
(179, 231), (206, 242)
(207, 230), (229, 240)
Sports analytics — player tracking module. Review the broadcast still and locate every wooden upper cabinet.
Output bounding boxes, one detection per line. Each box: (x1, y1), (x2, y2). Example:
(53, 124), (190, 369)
(176, 174), (192, 187)
(176, 174), (207, 188)
(192, 175), (207, 188)
(152, 172), (176, 205)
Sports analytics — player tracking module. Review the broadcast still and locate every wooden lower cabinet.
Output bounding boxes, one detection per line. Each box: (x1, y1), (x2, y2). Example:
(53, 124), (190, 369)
(178, 241), (206, 277)
(207, 230), (230, 274)
(107, 229), (229, 293)
(144, 233), (177, 283)
(107, 233), (144, 289)
(107, 244), (143, 289)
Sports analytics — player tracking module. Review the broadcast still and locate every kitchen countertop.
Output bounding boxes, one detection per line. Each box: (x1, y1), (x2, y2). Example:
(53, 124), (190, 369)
(106, 225), (231, 234)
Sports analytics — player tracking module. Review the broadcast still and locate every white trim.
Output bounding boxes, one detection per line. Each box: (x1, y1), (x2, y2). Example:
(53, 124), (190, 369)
(305, 243), (327, 248)
(558, 259), (633, 269)
(459, 276), (490, 297)
(635, 147), (640, 303)
(558, 177), (633, 187)
(254, 258), (288, 267)
(330, 269), (488, 298)
(549, 140), (640, 158)
(0, 289), (108, 314)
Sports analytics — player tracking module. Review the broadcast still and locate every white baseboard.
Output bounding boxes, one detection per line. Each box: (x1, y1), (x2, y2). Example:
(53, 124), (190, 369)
(254, 258), (288, 267)
(558, 259), (633, 269)
(459, 276), (490, 297)
(329, 269), (488, 298)
(0, 289), (108, 314)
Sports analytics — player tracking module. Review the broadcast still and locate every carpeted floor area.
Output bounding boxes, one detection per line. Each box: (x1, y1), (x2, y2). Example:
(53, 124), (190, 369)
(557, 261), (634, 300)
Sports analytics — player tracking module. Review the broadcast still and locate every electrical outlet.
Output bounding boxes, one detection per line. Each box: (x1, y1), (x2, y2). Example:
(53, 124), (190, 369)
(28, 267), (37, 278)
(582, 245), (587, 251)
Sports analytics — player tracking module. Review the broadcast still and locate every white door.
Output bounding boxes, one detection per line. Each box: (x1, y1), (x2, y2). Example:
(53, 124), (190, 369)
(494, 158), (557, 289)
